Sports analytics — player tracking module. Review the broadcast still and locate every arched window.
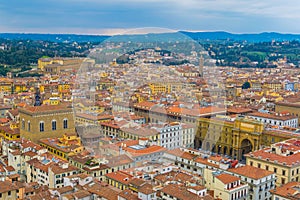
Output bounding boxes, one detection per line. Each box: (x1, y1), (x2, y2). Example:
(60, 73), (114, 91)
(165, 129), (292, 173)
(21, 119), (25, 130)
(63, 119), (68, 129)
(28, 121), (30, 131)
(40, 121), (44, 132)
(52, 120), (57, 131)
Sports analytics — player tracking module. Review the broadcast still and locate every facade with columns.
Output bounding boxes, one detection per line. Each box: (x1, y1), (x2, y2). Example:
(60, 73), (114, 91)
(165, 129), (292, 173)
(194, 116), (291, 161)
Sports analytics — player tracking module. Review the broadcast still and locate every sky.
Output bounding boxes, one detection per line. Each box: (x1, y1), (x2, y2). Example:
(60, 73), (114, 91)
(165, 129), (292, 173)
(0, 0), (300, 35)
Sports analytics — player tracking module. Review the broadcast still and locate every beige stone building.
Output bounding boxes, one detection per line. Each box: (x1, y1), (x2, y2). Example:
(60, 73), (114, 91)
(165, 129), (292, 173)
(204, 170), (249, 200)
(19, 103), (75, 143)
(276, 102), (300, 126)
(246, 138), (300, 186)
(0, 180), (19, 200)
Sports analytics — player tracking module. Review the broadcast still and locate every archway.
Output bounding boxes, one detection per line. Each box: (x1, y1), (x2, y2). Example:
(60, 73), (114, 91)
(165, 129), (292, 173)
(212, 145), (216, 153)
(223, 146), (228, 155)
(241, 139), (253, 160)
(206, 142), (210, 151)
(218, 145), (222, 154)
(195, 139), (202, 149)
(199, 140), (202, 149)
(229, 148), (233, 157)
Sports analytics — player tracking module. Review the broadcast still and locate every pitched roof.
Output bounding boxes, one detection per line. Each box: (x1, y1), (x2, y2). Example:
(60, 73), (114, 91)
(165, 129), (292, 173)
(0, 180), (19, 193)
(215, 173), (240, 184)
(161, 184), (213, 200)
(228, 165), (274, 180)
(270, 182), (300, 200)
(105, 171), (133, 185)
(20, 103), (72, 114)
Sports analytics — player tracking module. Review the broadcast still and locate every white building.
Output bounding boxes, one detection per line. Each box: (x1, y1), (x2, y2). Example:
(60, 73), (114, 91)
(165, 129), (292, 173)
(248, 112), (298, 128)
(26, 156), (79, 189)
(227, 165), (276, 200)
(154, 122), (182, 150)
(150, 122), (195, 150)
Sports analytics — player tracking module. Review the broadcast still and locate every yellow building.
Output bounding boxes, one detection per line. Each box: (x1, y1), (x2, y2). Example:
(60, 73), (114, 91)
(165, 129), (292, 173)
(149, 82), (183, 95)
(195, 116), (299, 161)
(39, 84), (45, 93)
(0, 180), (20, 200)
(0, 78), (13, 94)
(58, 82), (71, 93)
(195, 116), (264, 160)
(13, 82), (28, 93)
(39, 133), (84, 160)
(263, 81), (282, 91)
(0, 123), (20, 141)
(38, 57), (84, 72)
(43, 96), (60, 105)
(105, 171), (133, 190)
(38, 57), (52, 71)
(19, 103), (75, 143)
(246, 138), (300, 186)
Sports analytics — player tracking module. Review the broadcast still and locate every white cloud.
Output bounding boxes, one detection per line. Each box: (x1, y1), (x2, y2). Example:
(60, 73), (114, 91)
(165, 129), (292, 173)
(1, 0), (300, 33)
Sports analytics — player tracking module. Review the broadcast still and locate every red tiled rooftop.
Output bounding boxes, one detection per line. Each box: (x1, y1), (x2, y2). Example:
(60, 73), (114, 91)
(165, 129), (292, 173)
(270, 182), (300, 199)
(228, 165), (274, 180)
(215, 173), (240, 184)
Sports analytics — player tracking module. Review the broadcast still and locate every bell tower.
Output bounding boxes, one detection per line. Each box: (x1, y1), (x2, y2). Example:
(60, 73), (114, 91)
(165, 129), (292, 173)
(34, 84), (42, 106)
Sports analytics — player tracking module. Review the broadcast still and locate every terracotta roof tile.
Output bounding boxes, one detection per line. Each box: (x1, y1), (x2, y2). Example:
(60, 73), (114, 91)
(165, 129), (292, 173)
(228, 165), (274, 180)
(215, 173), (240, 184)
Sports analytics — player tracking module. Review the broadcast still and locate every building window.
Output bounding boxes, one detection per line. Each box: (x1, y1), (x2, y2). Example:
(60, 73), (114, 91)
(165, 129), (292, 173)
(28, 121), (31, 131)
(282, 170), (286, 176)
(266, 165), (269, 170)
(274, 168), (277, 173)
(22, 119), (25, 129)
(52, 120), (57, 131)
(40, 121), (44, 132)
(63, 119), (68, 129)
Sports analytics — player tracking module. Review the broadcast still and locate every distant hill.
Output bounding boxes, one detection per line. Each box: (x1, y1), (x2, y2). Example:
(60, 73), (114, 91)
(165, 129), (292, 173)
(180, 31), (300, 42)
(0, 33), (110, 43)
(1, 31), (300, 43)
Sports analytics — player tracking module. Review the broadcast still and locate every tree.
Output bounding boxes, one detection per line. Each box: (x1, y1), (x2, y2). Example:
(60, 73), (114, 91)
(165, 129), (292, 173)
(242, 81), (251, 89)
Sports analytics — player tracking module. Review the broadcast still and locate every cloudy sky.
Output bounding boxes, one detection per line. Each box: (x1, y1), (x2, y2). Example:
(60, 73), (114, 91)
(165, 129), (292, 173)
(0, 0), (299, 35)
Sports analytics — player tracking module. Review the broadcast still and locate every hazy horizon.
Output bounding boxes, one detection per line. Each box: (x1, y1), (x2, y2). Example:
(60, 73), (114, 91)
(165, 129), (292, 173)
(1, 0), (300, 35)
(1, 29), (300, 36)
